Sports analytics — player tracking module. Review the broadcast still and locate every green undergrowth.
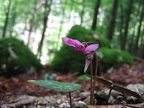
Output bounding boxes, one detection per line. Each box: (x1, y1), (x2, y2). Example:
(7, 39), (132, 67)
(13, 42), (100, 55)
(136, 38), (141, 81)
(0, 37), (42, 77)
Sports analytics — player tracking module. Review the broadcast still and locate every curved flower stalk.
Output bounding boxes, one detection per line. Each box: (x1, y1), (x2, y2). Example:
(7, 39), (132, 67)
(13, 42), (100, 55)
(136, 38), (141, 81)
(62, 37), (99, 72)
(84, 53), (94, 73)
(62, 37), (99, 105)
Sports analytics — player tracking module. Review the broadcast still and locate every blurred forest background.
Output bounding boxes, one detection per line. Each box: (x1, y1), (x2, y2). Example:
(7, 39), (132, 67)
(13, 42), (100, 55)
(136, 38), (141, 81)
(0, 0), (144, 65)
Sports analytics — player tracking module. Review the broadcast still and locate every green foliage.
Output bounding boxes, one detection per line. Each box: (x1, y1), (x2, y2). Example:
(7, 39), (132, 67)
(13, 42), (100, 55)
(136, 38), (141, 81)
(0, 37), (42, 77)
(76, 74), (89, 82)
(28, 80), (83, 92)
(96, 47), (133, 72)
(51, 25), (111, 74)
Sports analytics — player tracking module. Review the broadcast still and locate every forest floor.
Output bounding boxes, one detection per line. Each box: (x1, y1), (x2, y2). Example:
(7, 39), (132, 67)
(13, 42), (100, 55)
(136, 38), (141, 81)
(0, 61), (144, 108)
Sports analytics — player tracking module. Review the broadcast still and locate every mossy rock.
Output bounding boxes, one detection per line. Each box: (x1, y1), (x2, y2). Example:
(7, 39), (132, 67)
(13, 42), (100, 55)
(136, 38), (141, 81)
(51, 25), (111, 74)
(96, 47), (133, 72)
(0, 37), (42, 77)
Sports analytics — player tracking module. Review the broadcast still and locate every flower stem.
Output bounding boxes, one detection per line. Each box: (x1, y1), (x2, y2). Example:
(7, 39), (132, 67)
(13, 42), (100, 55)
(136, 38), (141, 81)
(93, 52), (98, 99)
(90, 52), (98, 105)
(68, 92), (72, 108)
(90, 61), (94, 105)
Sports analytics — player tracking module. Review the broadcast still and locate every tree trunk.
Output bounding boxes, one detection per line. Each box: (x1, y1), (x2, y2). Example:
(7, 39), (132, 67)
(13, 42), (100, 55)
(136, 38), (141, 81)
(27, 0), (37, 46)
(9, 12), (17, 37)
(37, 0), (52, 57)
(137, 28), (144, 58)
(80, 0), (86, 25)
(57, 8), (65, 49)
(119, 0), (124, 50)
(27, 19), (33, 46)
(121, 0), (133, 50)
(67, 1), (74, 24)
(135, 2), (144, 51)
(2, 0), (12, 38)
(106, 0), (119, 40)
(91, 0), (101, 30)
(137, 2), (144, 58)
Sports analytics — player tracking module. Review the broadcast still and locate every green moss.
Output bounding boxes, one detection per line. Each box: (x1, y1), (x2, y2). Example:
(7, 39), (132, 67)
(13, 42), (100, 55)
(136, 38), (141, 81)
(96, 47), (133, 72)
(76, 74), (89, 82)
(0, 37), (42, 77)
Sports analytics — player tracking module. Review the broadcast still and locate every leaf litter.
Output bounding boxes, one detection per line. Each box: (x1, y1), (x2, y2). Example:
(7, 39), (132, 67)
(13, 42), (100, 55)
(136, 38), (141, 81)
(0, 61), (144, 107)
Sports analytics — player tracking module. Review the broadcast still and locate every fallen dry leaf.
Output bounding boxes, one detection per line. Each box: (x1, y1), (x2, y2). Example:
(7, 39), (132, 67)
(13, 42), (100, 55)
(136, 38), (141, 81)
(88, 102), (144, 108)
(94, 77), (142, 99)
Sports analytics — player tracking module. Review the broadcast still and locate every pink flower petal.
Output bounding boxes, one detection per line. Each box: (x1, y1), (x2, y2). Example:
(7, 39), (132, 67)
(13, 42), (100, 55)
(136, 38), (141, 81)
(84, 44), (99, 54)
(62, 37), (83, 48)
(62, 37), (99, 55)
(84, 53), (93, 73)
(62, 37), (85, 53)
(62, 37), (75, 47)
(73, 40), (83, 47)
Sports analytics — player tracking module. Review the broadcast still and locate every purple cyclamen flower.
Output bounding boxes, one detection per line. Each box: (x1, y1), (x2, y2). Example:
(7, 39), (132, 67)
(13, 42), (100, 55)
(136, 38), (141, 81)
(62, 37), (98, 54)
(62, 37), (99, 72)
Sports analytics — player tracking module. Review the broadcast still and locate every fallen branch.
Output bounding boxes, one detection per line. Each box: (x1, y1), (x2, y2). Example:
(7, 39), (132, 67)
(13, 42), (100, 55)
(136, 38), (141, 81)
(132, 56), (144, 62)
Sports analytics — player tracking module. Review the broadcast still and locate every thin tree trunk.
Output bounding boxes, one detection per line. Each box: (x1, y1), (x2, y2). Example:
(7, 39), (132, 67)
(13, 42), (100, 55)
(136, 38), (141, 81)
(37, 0), (52, 57)
(135, 2), (144, 51)
(121, 0), (133, 50)
(27, 19), (33, 46)
(27, 0), (37, 46)
(67, 0), (74, 24)
(119, 0), (124, 50)
(128, 31), (135, 54)
(22, 20), (27, 35)
(137, 1), (144, 58)
(91, 0), (101, 30)
(137, 28), (144, 58)
(106, 0), (119, 40)
(9, 12), (16, 37)
(2, 0), (12, 38)
(80, 0), (86, 25)
(56, 8), (65, 49)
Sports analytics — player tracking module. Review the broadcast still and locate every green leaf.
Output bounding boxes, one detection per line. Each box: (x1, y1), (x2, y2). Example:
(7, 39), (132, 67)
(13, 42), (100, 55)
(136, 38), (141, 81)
(28, 80), (83, 93)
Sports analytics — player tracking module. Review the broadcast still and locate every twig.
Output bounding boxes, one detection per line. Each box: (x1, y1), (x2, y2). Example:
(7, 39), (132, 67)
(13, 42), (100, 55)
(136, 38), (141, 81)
(132, 56), (144, 62)
(106, 84), (113, 104)
(68, 92), (72, 108)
